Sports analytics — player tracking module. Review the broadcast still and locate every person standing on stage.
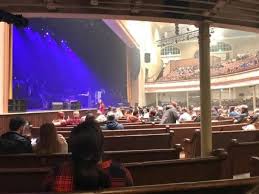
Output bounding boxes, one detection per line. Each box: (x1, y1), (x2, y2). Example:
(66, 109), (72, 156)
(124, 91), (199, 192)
(98, 99), (106, 114)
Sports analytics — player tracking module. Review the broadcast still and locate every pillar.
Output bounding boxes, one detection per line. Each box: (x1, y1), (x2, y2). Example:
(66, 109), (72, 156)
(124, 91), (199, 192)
(186, 91), (189, 108)
(228, 88), (231, 100)
(155, 92), (158, 107)
(0, 22), (12, 114)
(199, 21), (212, 157)
(219, 89), (222, 106)
(253, 85), (257, 111)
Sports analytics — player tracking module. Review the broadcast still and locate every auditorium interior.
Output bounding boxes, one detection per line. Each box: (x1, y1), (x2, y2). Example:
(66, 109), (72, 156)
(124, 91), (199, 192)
(0, 0), (259, 193)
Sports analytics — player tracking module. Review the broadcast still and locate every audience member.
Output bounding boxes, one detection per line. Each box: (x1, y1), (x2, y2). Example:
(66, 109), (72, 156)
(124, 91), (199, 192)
(95, 110), (107, 123)
(179, 108), (192, 122)
(0, 117), (32, 154)
(228, 106), (239, 117)
(66, 111), (81, 125)
(127, 110), (140, 123)
(115, 108), (124, 120)
(52, 111), (67, 126)
(46, 114), (133, 192)
(234, 105), (249, 123)
(102, 112), (124, 130)
(34, 123), (68, 154)
(160, 102), (179, 124)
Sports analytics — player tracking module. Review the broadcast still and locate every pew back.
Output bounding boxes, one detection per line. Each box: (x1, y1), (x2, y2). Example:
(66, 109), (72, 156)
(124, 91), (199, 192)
(125, 153), (229, 186)
(0, 148), (182, 168)
(103, 132), (174, 151)
(184, 130), (259, 158)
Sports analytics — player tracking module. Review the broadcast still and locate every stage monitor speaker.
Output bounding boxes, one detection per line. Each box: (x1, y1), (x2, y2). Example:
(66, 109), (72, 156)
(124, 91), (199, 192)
(71, 101), (81, 110)
(8, 99), (27, 112)
(52, 102), (63, 110)
(144, 53), (151, 63)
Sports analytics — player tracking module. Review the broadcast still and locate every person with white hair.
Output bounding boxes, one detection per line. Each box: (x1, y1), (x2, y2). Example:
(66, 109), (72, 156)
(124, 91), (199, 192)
(102, 112), (124, 130)
(234, 105), (249, 123)
(115, 108), (124, 120)
(95, 110), (107, 123)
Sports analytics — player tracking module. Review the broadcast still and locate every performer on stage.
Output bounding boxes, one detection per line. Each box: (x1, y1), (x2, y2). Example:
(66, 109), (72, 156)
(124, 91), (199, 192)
(98, 99), (106, 114)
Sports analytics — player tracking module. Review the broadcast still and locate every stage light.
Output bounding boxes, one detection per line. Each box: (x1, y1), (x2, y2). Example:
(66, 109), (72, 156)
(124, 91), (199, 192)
(0, 10), (28, 27)
(45, 32), (49, 35)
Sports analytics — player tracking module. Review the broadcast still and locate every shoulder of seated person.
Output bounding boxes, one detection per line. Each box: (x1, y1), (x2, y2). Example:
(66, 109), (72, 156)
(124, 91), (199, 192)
(57, 134), (67, 141)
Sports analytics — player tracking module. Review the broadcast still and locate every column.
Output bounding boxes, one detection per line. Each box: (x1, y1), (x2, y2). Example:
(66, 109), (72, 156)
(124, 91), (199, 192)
(253, 85), (257, 111)
(228, 88), (231, 100)
(219, 89), (222, 106)
(186, 91), (189, 108)
(0, 22), (12, 114)
(199, 21), (212, 157)
(155, 92), (158, 107)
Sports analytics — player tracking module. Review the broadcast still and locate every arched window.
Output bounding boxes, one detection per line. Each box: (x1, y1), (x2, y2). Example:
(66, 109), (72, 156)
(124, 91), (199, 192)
(210, 42), (232, 52)
(161, 46), (180, 56)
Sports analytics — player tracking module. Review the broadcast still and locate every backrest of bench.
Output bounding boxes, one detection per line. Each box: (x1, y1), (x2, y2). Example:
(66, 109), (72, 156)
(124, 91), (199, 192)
(125, 154), (228, 186)
(103, 132), (174, 151)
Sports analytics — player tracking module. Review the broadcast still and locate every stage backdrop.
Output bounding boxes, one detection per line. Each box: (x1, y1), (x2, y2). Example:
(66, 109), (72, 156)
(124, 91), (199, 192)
(13, 18), (127, 110)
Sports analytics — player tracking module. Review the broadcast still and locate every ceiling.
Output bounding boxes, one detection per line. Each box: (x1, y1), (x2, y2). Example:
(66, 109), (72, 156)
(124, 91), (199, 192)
(0, 0), (258, 32)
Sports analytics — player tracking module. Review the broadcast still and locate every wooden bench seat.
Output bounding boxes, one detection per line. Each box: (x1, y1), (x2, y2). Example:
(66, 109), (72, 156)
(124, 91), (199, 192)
(184, 130), (259, 158)
(103, 132), (174, 151)
(0, 148), (182, 168)
(250, 156), (259, 177)
(123, 150), (229, 185)
(58, 127), (170, 138)
(226, 140), (259, 176)
(96, 177), (259, 194)
(0, 167), (50, 193)
(0, 151), (229, 192)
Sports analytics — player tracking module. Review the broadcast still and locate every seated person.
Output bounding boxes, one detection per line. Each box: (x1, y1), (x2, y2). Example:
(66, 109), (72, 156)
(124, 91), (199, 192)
(66, 111), (81, 125)
(0, 117), (32, 154)
(52, 111), (67, 126)
(95, 110), (107, 123)
(46, 114), (133, 192)
(234, 105), (249, 123)
(179, 108), (192, 122)
(115, 108), (124, 120)
(149, 110), (157, 122)
(228, 106), (239, 117)
(102, 112), (124, 130)
(34, 123), (68, 154)
(127, 110), (140, 123)
(242, 115), (259, 130)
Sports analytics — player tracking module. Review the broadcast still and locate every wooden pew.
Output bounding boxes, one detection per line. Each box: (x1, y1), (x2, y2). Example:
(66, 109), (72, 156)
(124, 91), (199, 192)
(250, 156), (259, 177)
(96, 177), (259, 194)
(0, 151), (229, 193)
(0, 167), (50, 193)
(168, 123), (246, 145)
(226, 140), (259, 176)
(0, 148), (182, 168)
(59, 127), (170, 138)
(184, 130), (259, 158)
(124, 150), (229, 186)
(103, 132), (174, 151)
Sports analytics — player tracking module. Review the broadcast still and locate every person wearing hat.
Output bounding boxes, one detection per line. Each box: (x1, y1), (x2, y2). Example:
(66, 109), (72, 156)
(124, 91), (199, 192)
(102, 112), (124, 130)
(160, 101), (179, 124)
(234, 105), (249, 123)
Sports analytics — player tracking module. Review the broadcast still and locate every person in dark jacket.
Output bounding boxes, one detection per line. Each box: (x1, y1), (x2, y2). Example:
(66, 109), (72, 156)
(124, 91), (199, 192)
(160, 102), (179, 124)
(0, 117), (32, 154)
(103, 112), (124, 130)
(235, 105), (249, 123)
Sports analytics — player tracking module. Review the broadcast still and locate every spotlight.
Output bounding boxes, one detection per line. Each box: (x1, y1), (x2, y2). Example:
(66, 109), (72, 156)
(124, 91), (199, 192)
(0, 10), (28, 27)
(45, 32), (49, 35)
